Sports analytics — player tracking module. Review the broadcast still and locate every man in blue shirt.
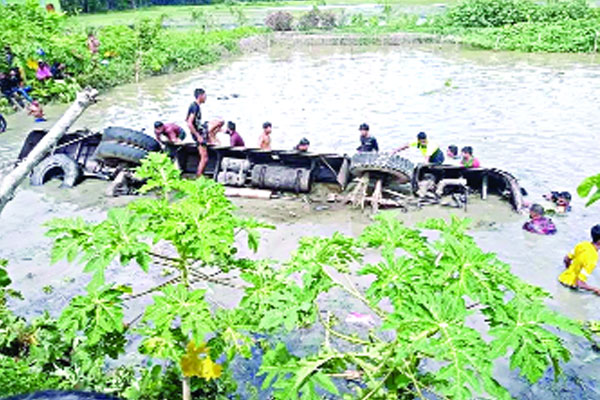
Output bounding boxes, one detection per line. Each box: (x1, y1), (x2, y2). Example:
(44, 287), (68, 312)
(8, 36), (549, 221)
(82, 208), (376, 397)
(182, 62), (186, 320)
(356, 123), (378, 152)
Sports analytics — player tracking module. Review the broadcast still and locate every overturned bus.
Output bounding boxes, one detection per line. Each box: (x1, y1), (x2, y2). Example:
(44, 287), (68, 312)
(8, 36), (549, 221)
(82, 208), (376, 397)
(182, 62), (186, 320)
(16, 127), (524, 212)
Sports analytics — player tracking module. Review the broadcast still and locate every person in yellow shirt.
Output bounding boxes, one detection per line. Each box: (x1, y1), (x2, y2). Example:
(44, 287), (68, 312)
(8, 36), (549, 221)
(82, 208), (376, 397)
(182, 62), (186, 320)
(559, 225), (600, 294)
(394, 132), (444, 164)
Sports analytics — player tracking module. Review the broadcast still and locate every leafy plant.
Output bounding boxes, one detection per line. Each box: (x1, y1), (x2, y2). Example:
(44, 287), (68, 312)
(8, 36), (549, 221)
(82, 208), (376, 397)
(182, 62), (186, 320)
(46, 152), (271, 396)
(228, 3), (248, 27)
(0, 153), (586, 398)
(578, 173), (600, 206)
(191, 8), (217, 32)
(245, 214), (584, 399)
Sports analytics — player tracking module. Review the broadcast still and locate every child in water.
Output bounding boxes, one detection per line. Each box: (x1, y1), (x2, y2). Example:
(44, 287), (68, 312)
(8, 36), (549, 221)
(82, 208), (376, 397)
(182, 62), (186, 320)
(522, 203), (557, 235)
(542, 191), (572, 214)
(28, 100), (46, 122)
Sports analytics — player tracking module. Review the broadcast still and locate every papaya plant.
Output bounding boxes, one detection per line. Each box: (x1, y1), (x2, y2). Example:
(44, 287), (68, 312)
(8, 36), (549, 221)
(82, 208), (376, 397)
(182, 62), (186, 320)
(44, 153), (585, 399)
(46, 152), (271, 398)
(578, 173), (600, 206)
(251, 214), (585, 399)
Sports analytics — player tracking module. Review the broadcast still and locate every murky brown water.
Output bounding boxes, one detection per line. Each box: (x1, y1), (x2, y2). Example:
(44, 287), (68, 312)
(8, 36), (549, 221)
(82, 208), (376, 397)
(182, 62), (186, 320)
(1, 43), (600, 398)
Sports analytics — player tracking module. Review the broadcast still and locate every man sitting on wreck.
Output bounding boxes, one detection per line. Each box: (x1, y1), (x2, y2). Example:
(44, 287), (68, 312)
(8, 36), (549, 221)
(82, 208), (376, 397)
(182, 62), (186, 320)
(394, 131), (444, 164)
(461, 146), (481, 168)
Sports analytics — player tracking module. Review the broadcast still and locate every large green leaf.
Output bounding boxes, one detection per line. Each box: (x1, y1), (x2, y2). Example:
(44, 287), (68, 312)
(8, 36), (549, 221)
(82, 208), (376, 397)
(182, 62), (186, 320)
(578, 174), (600, 206)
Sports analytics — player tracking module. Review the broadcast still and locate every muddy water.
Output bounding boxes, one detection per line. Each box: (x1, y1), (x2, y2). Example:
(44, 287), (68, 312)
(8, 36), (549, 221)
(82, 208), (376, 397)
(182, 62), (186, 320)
(1, 43), (600, 398)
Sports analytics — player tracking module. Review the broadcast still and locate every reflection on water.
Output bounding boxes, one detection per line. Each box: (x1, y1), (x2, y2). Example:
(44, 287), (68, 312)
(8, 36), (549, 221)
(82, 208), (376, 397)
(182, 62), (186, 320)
(1, 43), (600, 398)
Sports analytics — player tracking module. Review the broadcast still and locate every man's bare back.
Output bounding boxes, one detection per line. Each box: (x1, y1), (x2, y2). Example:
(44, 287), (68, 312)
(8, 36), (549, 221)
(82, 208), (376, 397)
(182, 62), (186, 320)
(258, 132), (271, 150)
(259, 122), (272, 150)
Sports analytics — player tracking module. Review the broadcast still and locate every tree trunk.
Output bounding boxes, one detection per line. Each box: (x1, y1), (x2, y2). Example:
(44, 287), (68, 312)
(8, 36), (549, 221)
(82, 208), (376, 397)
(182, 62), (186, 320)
(0, 88), (98, 216)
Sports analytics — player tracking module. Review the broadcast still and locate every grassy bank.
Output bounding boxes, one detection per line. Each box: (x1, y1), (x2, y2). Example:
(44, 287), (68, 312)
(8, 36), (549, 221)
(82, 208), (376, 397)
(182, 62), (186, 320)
(0, 0), (262, 111)
(338, 0), (600, 53)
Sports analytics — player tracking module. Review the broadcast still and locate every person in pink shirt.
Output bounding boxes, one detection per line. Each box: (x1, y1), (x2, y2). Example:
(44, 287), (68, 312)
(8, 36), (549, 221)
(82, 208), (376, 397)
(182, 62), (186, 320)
(523, 204), (557, 235)
(36, 61), (52, 81)
(461, 146), (481, 168)
(87, 33), (100, 55)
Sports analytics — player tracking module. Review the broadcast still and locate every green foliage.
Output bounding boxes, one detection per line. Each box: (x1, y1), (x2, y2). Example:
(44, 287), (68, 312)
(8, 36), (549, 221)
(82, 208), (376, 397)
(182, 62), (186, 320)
(0, 2), (260, 105)
(0, 258), (11, 288)
(430, 0), (600, 52)
(340, 0), (600, 53)
(140, 285), (215, 360)
(254, 213), (583, 399)
(58, 286), (128, 358)
(0, 356), (64, 396)
(191, 8), (217, 32)
(1, 154), (585, 398)
(44, 153), (271, 395)
(578, 173), (600, 206)
(442, 0), (591, 28)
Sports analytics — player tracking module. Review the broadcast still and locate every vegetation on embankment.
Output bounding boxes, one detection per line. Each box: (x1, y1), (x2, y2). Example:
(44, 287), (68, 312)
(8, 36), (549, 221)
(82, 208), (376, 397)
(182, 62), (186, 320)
(338, 0), (600, 53)
(0, 0), (261, 110)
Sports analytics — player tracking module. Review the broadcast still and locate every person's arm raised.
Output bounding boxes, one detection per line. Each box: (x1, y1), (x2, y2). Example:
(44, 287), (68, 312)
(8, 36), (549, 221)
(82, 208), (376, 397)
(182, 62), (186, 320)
(392, 143), (409, 154)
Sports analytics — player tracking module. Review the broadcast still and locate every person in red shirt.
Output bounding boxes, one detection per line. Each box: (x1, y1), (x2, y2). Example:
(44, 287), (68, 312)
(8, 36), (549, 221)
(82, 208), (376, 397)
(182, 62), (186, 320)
(154, 121), (185, 145)
(225, 121), (245, 147)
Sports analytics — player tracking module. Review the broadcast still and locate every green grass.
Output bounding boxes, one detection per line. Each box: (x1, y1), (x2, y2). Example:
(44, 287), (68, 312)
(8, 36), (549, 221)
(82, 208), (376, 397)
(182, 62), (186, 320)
(70, 0), (454, 28)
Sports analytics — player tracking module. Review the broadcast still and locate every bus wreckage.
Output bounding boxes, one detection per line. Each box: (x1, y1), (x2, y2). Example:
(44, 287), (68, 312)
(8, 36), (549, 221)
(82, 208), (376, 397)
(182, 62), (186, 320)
(17, 127), (525, 213)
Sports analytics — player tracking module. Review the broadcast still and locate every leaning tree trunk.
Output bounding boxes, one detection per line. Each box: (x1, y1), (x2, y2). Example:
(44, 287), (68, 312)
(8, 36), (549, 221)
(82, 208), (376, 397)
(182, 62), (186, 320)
(0, 88), (98, 216)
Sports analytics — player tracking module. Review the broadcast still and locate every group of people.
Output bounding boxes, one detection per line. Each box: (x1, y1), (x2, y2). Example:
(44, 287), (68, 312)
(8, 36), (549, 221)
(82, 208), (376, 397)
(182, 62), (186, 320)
(154, 88), (487, 177)
(0, 67), (45, 122)
(351, 121), (599, 295)
(154, 88), (311, 176)
(357, 125), (481, 168)
(522, 191), (573, 236)
(1, 46), (53, 122)
(34, 60), (67, 82)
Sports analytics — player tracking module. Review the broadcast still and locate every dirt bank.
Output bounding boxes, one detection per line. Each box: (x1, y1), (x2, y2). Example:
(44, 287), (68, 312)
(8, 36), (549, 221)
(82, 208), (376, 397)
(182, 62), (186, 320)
(239, 31), (460, 52)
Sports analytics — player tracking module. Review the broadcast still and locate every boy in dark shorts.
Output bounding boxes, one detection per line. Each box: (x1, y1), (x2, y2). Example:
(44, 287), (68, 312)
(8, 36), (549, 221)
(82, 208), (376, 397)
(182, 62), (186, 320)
(186, 88), (208, 177)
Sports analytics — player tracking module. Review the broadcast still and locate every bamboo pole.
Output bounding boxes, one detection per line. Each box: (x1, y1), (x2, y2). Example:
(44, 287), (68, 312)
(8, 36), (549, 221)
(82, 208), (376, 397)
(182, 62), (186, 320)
(0, 88), (98, 215)
(182, 377), (191, 400)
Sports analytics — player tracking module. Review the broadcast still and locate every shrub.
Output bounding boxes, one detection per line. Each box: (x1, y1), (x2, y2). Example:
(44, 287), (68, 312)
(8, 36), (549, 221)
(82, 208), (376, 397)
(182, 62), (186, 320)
(265, 11), (294, 31)
(297, 7), (337, 31)
(443, 0), (593, 28)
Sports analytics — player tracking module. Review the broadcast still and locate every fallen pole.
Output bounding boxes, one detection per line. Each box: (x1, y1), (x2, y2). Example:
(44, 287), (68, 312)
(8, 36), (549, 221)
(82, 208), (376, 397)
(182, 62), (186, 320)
(224, 187), (273, 200)
(0, 88), (98, 216)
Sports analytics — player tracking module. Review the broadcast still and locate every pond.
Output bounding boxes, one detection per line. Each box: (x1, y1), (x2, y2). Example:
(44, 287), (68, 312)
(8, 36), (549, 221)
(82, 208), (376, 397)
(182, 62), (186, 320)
(1, 43), (600, 398)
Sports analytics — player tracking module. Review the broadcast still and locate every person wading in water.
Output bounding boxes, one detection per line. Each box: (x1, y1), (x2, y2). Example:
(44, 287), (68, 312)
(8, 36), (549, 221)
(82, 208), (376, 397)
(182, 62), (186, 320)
(559, 224), (600, 295)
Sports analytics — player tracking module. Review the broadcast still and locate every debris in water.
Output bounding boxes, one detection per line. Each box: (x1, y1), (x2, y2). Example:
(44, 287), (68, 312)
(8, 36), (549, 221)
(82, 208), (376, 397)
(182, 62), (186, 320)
(345, 312), (375, 326)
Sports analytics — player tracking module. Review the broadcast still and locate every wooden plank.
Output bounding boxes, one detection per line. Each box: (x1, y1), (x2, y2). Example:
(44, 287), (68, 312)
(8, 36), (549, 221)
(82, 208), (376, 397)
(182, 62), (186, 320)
(372, 179), (382, 214)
